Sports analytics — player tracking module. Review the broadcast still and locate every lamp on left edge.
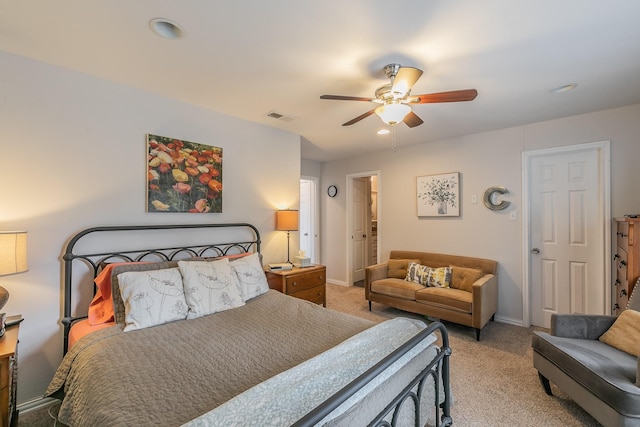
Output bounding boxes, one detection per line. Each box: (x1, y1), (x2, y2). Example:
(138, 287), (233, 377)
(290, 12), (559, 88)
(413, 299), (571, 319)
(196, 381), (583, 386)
(0, 231), (28, 311)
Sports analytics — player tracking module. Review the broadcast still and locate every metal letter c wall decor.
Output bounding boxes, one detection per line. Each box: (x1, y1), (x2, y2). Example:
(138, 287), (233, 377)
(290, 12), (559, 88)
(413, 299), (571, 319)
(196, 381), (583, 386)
(483, 186), (511, 211)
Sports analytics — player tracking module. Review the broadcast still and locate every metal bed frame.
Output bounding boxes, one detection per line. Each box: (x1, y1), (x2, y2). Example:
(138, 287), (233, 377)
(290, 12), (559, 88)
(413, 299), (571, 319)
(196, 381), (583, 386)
(59, 223), (452, 427)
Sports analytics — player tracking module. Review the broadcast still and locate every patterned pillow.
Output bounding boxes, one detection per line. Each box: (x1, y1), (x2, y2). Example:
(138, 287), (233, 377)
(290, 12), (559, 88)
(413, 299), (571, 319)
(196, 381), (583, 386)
(178, 259), (245, 319)
(426, 266), (452, 288)
(117, 267), (188, 332)
(229, 253), (270, 301)
(111, 261), (179, 324)
(405, 262), (431, 286)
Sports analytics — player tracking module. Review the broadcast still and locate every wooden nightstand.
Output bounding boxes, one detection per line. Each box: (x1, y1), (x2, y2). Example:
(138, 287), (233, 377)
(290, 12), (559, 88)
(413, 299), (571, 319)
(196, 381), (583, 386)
(265, 265), (326, 306)
(0, 322), (19, 427)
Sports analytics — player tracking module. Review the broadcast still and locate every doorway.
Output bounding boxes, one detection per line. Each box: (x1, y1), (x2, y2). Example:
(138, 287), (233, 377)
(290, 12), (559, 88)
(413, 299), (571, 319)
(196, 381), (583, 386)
(299, 176), (319, 264)
(522, 141), (610, 328)
(346, 171), (381, 286)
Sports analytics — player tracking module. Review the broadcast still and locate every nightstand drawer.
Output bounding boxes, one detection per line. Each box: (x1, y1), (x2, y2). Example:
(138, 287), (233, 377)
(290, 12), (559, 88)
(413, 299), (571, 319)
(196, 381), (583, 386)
(285, 270), (325, 293)
(265, 265), (326, 307)
(289, 285), (326, 305)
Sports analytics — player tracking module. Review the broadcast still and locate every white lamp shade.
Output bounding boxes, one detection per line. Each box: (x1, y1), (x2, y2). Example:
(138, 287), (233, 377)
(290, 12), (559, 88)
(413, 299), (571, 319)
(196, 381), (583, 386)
(276, 210), (299, 231)
(375, 103), (411, 125)
(0, 231), (28, 276)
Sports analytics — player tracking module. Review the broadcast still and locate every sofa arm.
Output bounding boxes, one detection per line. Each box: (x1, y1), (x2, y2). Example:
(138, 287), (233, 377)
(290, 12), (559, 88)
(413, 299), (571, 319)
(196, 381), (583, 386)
(471, 274), (498, 328)
(365, 263), (388, 298)
(637, 357), (640, 387)
(550, 314), (616, 340)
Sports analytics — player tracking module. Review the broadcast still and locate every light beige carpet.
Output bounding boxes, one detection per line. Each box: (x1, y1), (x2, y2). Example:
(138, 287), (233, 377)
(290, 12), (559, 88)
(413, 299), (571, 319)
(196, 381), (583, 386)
(326, 283), (601, 427)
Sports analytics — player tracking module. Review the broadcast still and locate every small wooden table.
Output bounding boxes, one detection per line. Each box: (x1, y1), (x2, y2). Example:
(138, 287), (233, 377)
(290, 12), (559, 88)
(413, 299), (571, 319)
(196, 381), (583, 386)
(265, 265), (326, 306)
(0, 324), (19, 427)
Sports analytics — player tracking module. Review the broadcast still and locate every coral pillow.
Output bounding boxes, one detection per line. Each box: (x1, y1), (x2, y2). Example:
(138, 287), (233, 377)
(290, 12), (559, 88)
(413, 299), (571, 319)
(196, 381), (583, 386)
(88, 262), (148, 325)
(599, 309), (640, 357)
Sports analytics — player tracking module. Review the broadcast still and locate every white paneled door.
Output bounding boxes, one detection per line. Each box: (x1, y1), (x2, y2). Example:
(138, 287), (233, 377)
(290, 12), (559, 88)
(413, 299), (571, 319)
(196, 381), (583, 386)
(528, 143), (609, 328)
(299, 177), (318, 263)
(351, 177), (369, 284)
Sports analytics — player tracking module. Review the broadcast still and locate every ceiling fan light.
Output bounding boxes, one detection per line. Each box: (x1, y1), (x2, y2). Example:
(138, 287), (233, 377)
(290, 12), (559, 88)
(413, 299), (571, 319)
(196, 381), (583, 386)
(375, 103), (411, 125)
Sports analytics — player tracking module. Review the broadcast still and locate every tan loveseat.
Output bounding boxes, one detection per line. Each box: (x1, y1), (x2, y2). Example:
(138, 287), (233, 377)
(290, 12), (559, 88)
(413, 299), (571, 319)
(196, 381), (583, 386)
(365, 250), (498, 340)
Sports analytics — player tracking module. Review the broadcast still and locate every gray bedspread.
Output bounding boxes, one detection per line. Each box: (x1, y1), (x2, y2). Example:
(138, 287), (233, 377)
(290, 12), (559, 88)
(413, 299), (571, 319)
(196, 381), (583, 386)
(47, 290), (374, 426)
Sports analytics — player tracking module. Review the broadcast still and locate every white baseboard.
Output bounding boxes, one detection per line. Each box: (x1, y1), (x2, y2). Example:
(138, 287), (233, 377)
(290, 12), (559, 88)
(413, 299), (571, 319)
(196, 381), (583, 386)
(326, 279), (348, 286)
(17, 395), (58, 414)
(494, 314), (523, 327)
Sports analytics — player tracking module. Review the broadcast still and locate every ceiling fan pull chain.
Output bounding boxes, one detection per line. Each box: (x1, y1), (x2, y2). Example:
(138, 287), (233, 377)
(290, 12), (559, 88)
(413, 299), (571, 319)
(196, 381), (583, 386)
(392, 124), (397, 152)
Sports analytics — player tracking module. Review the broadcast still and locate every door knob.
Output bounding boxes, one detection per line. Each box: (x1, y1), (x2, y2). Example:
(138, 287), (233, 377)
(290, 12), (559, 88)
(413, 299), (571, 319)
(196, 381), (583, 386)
(531, 248), (540, 254)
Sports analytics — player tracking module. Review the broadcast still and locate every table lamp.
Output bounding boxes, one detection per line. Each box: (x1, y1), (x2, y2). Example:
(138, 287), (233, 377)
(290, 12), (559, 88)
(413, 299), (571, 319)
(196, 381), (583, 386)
(276, 210), (298, 264)
(0, 231), (28, 311)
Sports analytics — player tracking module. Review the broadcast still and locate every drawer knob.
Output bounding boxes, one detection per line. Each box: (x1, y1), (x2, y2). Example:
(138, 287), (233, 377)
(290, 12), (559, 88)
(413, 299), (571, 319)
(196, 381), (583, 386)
(621, 289), (628, 297)
(292, 281), (297, 287)
(614, 254), (620, 260)
(620, 260), (627, 267)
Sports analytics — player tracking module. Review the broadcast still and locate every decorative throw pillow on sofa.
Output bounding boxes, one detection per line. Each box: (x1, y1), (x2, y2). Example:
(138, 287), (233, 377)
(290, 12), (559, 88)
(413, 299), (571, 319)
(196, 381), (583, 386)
(388, 259), (420, 279)
(599, 309), (640, 357)
(405, 262), (431, 286)
(450, 266), (485, 292)
(426, 266), (452, 288)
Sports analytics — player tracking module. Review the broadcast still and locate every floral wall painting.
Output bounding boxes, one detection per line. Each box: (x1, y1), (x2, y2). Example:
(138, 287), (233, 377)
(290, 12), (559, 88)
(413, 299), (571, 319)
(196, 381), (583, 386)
(417, 172), (460, 217)
(147, 134), (222, 213)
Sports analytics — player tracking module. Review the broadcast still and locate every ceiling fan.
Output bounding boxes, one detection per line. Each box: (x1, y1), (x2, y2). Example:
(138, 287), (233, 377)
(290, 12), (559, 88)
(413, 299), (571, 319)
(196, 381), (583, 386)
(320, 63), (478, 128)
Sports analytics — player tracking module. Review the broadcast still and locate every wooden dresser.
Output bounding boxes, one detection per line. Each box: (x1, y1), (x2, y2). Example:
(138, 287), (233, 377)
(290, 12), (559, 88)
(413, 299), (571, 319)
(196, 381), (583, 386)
(265, 265), (326, 306)
(0, 324), (19, 427)
(613, 217), (640, 314)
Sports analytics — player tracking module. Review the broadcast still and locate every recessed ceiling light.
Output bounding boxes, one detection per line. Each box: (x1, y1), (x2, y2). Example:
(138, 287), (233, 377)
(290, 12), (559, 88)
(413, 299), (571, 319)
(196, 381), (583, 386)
(149, 18), (185, 39)
(550, 83), (577, 94)
(377, 129), (390, 135)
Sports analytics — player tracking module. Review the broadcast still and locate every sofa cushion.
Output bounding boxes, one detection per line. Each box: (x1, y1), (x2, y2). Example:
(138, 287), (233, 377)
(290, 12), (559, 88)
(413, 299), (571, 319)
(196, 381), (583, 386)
(599, 309), (640, 357)
(388, 259), (420, 279)
(450, 266), (484, 292)
(415, 287), (472, 313)
(532, 332), (640, 417)
(371, 278), (424, 300)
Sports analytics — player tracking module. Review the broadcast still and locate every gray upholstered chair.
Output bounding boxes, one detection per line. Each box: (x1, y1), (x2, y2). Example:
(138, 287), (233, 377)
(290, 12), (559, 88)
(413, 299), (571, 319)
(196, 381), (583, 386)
(532, 282), (640, 427)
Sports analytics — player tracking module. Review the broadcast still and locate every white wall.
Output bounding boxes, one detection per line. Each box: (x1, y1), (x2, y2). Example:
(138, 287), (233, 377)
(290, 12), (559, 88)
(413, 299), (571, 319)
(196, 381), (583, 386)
(321, 103), (640, 324)
(0, 52), (301, 404)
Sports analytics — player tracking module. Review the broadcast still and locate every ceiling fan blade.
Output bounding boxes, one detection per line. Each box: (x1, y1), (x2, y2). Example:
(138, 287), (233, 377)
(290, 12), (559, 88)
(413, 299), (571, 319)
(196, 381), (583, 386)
(410, 89), (478, 104)
(403, 111), (424, 128)
(320, 95), (374, 102)
(342, 109), (376, 126)
(391, 67), (423, 97)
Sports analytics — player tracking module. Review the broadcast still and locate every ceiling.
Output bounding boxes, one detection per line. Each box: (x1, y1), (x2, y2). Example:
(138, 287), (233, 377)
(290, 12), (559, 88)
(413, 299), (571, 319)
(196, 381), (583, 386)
(2, 1), (640, 162)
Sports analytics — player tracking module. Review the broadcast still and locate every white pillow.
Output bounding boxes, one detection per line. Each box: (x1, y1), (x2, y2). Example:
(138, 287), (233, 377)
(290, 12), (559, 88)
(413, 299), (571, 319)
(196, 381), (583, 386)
(117, 267), (188, 332)
(230, 252), (270, 301)
(178, 259), (245, 319)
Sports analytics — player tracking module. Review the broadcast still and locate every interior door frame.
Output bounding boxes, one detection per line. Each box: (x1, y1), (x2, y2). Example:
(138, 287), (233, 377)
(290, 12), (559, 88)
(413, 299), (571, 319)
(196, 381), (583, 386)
(521, 141), (611, 327)
(346, 170), (381, 287)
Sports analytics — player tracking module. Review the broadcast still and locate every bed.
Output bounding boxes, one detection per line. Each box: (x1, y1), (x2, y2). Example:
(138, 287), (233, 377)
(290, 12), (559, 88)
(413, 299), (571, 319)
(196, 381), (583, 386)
(46, 223), (453, 426)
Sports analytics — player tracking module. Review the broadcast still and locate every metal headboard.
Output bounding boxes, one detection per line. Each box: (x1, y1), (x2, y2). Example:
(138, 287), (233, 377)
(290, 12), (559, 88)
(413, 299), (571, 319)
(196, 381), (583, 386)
(61, 223), (261, 353)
